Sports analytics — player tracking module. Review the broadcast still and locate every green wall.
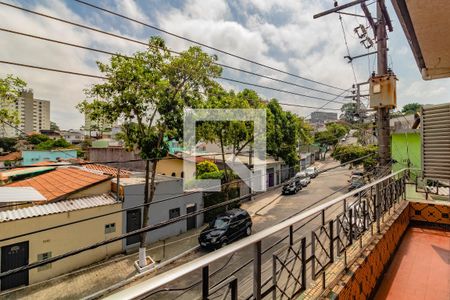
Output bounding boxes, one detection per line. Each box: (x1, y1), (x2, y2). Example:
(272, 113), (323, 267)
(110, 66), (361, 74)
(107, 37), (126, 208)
(391, 132), (421, 178)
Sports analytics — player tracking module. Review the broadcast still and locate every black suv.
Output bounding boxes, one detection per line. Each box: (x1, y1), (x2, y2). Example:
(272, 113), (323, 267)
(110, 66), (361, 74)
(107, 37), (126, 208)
(199, 209), (252, 249)
(282, 178), (302, 195)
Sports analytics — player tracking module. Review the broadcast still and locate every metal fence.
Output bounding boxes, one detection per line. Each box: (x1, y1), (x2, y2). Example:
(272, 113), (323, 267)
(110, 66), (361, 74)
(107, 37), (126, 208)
(106, 169), (408, 300)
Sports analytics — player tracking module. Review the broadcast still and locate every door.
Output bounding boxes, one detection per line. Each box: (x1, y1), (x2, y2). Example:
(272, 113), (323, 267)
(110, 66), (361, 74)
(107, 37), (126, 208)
(186, 204), (197, 230)
(1, 241), (29, 291)
(126, 209), (141, 245)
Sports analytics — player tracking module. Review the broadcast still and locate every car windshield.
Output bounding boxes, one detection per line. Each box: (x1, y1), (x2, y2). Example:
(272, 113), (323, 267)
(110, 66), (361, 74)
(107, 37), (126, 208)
(306, 168), (314, 172)
(211, 217), (230, 229)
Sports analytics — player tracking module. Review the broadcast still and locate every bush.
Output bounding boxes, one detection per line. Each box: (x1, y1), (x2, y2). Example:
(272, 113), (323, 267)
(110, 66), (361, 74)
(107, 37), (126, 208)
(196, 161), (219, 177)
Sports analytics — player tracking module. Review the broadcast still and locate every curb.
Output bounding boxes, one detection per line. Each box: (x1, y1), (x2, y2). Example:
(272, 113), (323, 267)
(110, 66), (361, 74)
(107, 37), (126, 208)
(83, 245), (200, 300)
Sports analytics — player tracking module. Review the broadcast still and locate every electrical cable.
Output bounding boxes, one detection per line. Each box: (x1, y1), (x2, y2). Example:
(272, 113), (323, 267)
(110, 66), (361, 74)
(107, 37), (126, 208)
(73, 0), (347, 92)
(0, 59), (348, 105)
(0, 2), (346, 97)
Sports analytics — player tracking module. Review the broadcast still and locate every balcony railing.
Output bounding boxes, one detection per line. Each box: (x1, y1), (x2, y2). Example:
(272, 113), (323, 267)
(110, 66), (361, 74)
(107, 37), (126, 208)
(106, 169), (408, 300)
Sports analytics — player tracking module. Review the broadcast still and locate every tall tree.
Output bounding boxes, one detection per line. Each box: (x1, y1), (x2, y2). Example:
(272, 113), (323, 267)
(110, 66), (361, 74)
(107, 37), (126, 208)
(402, 103), (422, 115)
(79, 37), (221, 267)
(50, 121), (60, 131)
(0, 75), (26, 136)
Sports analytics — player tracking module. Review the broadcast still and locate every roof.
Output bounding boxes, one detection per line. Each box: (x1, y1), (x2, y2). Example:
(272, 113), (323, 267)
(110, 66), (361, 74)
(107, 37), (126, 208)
(116, 174), (178, 186)
(0, 152), (21, 162)
(0, 194), (118, 222)
(8, 167), (111, 202)
(392, 0), (450, 80)
(0, 166), (56, 182)
(0, 187), (46, 202)
(83, 164), (132, 178)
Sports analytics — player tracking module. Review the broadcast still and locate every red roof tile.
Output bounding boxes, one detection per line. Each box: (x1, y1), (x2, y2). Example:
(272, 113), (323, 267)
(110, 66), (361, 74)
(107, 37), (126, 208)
(8, 167), (111, 202)
(83, 164), (132, 177)
(0, 152), (21, 162)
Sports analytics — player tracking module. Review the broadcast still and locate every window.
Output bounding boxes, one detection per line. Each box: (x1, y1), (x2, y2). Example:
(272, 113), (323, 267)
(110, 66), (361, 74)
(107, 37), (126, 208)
(181, 172), (184, 178)
(169, 208), (180, 219)
(105, 223), (116, 234)
(37, 252), (52, 271)
(171, 172), (176, 177)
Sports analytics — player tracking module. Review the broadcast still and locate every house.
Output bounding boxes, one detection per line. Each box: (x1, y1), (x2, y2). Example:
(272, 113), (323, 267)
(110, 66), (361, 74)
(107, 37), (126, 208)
(7, 167), (111, 202)
(60, 130), (84, 144)
(391, 131), (421, 179)
(0, 152), (22, 168)
(87, 147), (146, 171)
(39, 130), (61, 140)
(22, 150), (78, 166)
(112, 175), (203, 250)
(0, 194), (122, 291)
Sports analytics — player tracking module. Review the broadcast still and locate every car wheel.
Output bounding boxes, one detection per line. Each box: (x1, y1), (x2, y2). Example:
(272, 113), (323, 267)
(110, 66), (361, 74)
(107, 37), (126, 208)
(220, 239), (228, 248)
(246, 226), (252, 236)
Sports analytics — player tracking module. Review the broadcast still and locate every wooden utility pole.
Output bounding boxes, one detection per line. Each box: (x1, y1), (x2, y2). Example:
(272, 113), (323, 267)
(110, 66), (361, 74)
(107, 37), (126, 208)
(375, 0), (391, 166)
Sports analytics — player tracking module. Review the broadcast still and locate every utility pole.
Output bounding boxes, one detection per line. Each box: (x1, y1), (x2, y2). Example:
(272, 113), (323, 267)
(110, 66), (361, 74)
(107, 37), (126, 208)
(314, 0), (394, 168)
(375, 0), (391, 166)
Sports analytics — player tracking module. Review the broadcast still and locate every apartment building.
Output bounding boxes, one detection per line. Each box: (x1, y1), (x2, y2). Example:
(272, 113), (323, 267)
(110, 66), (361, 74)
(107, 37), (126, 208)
(1, 90), (50, 137)
(309, 111), (337, 124)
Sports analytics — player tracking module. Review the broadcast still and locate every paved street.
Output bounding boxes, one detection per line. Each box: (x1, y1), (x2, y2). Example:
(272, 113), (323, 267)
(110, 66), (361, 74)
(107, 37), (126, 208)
(112, 160), (353, 299)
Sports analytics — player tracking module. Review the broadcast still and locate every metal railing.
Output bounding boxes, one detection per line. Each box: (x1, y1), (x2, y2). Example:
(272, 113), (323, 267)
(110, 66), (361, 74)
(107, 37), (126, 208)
(106, 169), (408, 300)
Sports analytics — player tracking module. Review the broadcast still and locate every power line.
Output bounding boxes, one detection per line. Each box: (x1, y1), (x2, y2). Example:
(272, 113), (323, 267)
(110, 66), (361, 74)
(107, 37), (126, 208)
(0, 59), (348, 105)
(73, 0), (347, 92)
(303, 88), (351, 120)
(0, 3), (345, 98)
(338, 14), (358, 85)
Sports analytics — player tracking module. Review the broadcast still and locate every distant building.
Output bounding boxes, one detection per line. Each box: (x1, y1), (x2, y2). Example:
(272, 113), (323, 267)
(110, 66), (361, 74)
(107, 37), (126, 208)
(22, 150), (78, 166)
(309, 111), (338, 124)
(83, 111), (114, 138)
(61, 130), (84, 144)
(0, 90), (50, 137)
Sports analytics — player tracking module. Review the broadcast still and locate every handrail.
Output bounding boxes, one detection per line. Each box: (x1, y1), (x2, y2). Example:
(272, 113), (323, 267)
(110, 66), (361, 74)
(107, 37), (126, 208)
(106, 168), (407, 300)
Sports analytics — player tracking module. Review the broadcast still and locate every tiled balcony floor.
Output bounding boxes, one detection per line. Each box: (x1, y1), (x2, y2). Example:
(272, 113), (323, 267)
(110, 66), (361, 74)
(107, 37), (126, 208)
(375, 227), (450, 300)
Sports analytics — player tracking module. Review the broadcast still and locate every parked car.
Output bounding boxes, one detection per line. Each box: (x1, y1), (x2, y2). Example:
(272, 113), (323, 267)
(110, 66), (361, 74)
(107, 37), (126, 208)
(296, 171), (311, 187)
(199, 209), (252, 249)
(282, 178), (302, 195)
(305, 166), (318, 178)
(348, 178), (365, 193)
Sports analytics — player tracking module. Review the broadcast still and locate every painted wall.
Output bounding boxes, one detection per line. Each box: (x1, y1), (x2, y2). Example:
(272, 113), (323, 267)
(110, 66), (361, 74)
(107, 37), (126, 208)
(391, 132), (421, 178)
(156, 159), (184, 177)
(67, 181), (111, 199)
(0, 203), (122, 289)
(121, 177), (203, 250)
(87, 147), (146, 170)
(22, 150), (78, 166)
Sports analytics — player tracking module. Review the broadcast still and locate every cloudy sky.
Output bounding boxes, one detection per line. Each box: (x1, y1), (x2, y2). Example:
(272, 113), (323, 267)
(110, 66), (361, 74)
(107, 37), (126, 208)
(0, 0), (449, 130)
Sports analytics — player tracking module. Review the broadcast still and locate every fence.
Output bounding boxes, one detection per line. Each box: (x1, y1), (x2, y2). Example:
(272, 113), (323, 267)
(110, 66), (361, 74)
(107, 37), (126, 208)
(106, 169), (408, 300)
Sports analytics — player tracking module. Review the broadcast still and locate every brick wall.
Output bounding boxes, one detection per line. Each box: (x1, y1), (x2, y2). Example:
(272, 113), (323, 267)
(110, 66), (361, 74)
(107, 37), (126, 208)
(329, 204), (410, 299)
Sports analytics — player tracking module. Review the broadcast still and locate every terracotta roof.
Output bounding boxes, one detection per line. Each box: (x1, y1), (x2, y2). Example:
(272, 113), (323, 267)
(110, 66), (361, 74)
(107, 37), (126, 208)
(83, 164), (132, 177)
(8, 167), (111, 202)
(0, 152), (21, 162)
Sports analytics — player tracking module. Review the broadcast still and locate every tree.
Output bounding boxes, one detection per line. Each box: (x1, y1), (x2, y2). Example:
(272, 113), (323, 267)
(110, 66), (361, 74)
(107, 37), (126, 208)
(35, 138), (71, 150)
(196, 161), (219, 177)
(326, 122), (349, 140)
(79, 36), (221, 267)
(0, 75), (26, 135)
(402, 103), (422, 115)
(0, 137), (18, 152)
(27, 133), (50, 145)
(50, 121), (60, 131)
(332, 144), (378, 171)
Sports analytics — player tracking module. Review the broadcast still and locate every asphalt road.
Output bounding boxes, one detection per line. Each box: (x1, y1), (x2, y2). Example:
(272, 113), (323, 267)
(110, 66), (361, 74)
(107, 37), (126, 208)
(135, 161), (353, 300)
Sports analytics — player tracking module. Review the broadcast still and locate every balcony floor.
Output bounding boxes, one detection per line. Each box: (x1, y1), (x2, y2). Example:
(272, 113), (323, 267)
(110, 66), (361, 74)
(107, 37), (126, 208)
(375, 227), (450, 300)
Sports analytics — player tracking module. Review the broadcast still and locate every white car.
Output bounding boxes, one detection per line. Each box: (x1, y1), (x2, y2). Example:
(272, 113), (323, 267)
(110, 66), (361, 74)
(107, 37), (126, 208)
(295, 171), (311, 187)
(305, 167), (318, 178)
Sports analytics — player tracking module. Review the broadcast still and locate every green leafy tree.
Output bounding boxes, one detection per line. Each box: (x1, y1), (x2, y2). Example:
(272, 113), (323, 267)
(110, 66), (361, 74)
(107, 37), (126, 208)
(35, 138), (71, 150)
(332, 144), (378, 170)
(79, 36), (221, 267)
(402, 103), (422, 115)
(0, 137), (18, 152)
(0, 75), (26, 135)
(27, 133), (50, 145)
(196, 161), (219, 177)
(50, 121), (60, 131)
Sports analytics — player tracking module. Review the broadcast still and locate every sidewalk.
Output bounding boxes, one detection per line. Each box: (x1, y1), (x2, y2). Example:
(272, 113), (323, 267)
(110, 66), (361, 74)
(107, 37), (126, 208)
(0, 227), (204, 300)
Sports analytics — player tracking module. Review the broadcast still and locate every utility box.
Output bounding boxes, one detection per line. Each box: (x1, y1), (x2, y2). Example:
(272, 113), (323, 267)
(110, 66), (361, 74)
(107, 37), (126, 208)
(369, 74), (397, 108)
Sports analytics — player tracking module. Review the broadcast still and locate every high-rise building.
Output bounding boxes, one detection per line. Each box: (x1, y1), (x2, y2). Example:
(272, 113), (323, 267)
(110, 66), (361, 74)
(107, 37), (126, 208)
(309, 111), (338, 124)
(0, 90), (50, 137)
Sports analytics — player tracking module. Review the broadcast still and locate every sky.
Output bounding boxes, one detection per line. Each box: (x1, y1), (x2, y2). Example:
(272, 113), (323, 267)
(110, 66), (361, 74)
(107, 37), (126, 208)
(0, 0), (449, 130)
